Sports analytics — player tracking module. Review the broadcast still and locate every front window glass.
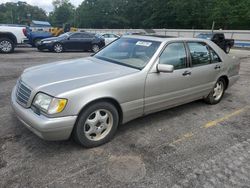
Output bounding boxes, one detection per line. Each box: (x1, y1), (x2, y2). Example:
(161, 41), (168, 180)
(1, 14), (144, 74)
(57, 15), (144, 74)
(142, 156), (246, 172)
(58, 33), (70, 38)
(81, 33), (93, 38)
(94, 38), (161, 69)
(160, 42), (187, 69)
(70, 33), (82, 38)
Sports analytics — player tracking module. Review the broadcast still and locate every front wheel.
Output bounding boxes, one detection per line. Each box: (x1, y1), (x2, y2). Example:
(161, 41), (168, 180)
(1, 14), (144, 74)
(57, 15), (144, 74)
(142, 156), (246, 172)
(204, 79), (225, 105)
(73, 102), (119, 147)
(0, 38), (14, 53)
(53, 43), (63, 53)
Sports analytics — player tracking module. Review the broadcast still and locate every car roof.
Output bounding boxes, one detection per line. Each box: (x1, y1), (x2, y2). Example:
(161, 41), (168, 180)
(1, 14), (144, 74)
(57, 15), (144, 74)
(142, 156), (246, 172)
(101, 33), (118, 35)
(68, 31), (94, 35)
(123, 34), (210, 43)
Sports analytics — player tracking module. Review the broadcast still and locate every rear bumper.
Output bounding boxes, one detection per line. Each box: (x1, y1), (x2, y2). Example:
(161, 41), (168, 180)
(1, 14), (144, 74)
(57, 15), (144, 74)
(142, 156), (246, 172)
(228, 75), (240, 88)
(11, 87), (77, 141)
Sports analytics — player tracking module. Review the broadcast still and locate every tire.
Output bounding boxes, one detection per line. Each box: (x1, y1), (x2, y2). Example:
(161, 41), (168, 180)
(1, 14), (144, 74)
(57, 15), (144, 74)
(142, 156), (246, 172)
(53, 43), (63, 53)
(73, 102), (119, 148)
(204, 78), (226, 105)
(92, 44), (100, 53)
(225, 45), (230, 54)
(33, 39), (41, 47)
(0, 38), (14, 53)
(37, 48), (43, 52)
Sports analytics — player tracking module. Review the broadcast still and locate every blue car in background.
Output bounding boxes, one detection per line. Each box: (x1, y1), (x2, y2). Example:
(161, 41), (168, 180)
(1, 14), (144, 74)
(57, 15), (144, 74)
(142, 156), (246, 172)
(26, 27), (53, 47)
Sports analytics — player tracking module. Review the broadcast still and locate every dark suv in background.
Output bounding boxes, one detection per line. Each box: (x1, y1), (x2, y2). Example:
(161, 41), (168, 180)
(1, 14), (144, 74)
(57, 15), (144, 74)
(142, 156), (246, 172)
(196, 33), (234, 53)
(37, 32), (105, 53)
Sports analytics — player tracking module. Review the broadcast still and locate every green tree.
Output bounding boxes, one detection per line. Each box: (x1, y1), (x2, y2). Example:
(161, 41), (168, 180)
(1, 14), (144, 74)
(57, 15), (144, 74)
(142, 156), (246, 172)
(0, 1), (47, 25)
(49, 0), (75, 27)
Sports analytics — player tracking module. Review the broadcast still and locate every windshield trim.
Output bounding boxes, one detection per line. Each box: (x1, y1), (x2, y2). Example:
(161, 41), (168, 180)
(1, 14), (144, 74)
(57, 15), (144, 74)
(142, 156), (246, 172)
(94, 55), (142, 70)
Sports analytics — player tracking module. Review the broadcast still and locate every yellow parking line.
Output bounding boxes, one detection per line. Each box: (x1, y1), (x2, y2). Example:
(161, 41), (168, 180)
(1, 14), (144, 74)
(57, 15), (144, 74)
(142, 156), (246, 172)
(170, 106), (248, 146)
(162, 106), (248, 147)
(203, 106), (248, 129)
(171, 132), (194, 144)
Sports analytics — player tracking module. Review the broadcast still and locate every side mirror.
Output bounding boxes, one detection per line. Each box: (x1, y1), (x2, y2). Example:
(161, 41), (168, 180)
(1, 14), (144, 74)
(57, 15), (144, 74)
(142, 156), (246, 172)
(157, 64), (174, 73)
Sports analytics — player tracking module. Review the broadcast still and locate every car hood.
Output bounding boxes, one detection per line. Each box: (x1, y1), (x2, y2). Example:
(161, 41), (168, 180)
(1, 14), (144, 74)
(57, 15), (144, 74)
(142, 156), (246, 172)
(21, 57), (139, 96)
(41, 36), (60, 42)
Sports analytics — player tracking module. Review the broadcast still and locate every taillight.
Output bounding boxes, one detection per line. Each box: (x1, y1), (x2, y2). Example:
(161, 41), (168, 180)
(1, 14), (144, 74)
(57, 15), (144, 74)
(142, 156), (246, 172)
(22, 28), (27, 36)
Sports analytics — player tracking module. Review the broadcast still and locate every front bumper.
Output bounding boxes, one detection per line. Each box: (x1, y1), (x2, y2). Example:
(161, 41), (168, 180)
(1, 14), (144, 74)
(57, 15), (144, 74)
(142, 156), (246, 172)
(11, 88), (77, 141)
(37, 42), (54, 51)
(228, 75), (240, 88)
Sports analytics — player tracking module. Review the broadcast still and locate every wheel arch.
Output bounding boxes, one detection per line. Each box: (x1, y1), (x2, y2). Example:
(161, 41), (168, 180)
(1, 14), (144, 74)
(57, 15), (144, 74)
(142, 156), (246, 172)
(218, 75), (229, 90)
(76, 97), (123, 125)
(0, 32), (17, 44)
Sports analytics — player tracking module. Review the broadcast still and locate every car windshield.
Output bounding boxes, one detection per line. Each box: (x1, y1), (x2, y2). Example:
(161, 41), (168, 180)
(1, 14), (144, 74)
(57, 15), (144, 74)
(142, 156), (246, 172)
(95, 33), (104, 39)
(58, 33), (70, 38)
(196, 33), (213, 39)
(94, 38), (161, 70)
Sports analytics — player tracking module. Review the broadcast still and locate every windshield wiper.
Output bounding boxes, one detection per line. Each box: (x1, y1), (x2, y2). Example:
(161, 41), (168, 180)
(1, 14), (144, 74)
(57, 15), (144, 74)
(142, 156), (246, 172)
(94, 56), (141, 70)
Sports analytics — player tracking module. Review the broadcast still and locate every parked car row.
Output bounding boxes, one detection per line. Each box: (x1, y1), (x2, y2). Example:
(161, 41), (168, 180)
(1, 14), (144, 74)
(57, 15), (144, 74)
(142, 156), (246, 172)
(37, 32), (106, 53)
(0, 24), (234, 54)
(0, 24), (120, 53)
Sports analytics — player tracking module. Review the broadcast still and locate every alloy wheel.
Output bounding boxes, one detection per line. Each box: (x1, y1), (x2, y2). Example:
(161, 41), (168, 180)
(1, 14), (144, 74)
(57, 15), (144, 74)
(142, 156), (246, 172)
(213, 81), (224, 101)
(54, 43), (63, 53)
(84, 109), (113, 141)
(0, 40), (12, 53)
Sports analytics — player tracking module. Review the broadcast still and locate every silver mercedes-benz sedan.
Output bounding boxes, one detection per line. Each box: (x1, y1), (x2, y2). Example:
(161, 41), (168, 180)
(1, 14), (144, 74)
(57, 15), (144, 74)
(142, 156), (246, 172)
(11, 35), (240, 147)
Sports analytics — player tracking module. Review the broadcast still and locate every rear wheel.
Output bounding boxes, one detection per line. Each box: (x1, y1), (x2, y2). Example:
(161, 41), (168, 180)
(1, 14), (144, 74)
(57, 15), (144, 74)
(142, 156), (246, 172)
(225, 45), (230, 54)
(0, 38), (14, 53)
(92, 44), (100, 53)
(53, 43), (63, 53)
(204, 78), (225, 104)
(73, 102), (119, 148)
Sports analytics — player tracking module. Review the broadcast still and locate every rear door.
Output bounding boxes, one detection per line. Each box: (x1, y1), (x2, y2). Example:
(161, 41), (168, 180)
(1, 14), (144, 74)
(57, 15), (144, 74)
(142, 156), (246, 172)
(185, 41), (222, 97)
(79, 33), (94, 50)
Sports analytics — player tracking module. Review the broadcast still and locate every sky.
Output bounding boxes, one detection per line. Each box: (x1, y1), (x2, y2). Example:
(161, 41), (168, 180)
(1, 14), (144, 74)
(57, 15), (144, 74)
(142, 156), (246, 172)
(1, 0), (84, 12)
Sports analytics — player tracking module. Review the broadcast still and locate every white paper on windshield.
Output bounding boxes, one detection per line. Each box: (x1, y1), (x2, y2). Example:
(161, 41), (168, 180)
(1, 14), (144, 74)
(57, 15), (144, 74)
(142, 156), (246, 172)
(136, 41), (152, 47)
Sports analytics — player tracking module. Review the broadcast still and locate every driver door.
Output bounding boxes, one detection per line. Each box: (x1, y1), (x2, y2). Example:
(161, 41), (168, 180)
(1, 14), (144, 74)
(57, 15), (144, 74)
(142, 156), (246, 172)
(144, 42), (194, 114)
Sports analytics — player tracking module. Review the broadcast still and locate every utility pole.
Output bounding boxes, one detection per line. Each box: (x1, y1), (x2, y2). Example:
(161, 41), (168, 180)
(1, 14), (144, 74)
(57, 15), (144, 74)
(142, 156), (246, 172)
(11, 9), (14, 24)
(211, 21), (215, 33)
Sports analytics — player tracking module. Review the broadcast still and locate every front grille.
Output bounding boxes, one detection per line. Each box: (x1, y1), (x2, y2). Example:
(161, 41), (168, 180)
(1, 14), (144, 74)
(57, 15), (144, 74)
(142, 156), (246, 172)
(16, 80), (32, 107)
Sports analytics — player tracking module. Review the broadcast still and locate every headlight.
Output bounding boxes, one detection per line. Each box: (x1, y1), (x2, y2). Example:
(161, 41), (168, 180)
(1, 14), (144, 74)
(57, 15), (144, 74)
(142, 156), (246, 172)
(33, 93), (67, 114)
(42, 41), (52, 44)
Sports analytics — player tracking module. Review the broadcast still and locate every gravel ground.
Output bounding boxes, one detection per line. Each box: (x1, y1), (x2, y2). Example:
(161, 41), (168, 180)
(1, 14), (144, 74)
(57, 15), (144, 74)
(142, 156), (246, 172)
(0, 47), (250, 188)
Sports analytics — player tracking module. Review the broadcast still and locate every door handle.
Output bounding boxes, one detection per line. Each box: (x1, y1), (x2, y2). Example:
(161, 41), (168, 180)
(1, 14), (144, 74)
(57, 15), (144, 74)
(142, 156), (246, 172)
(214, 65), (221, 70)
(182, 71), (192, 76)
